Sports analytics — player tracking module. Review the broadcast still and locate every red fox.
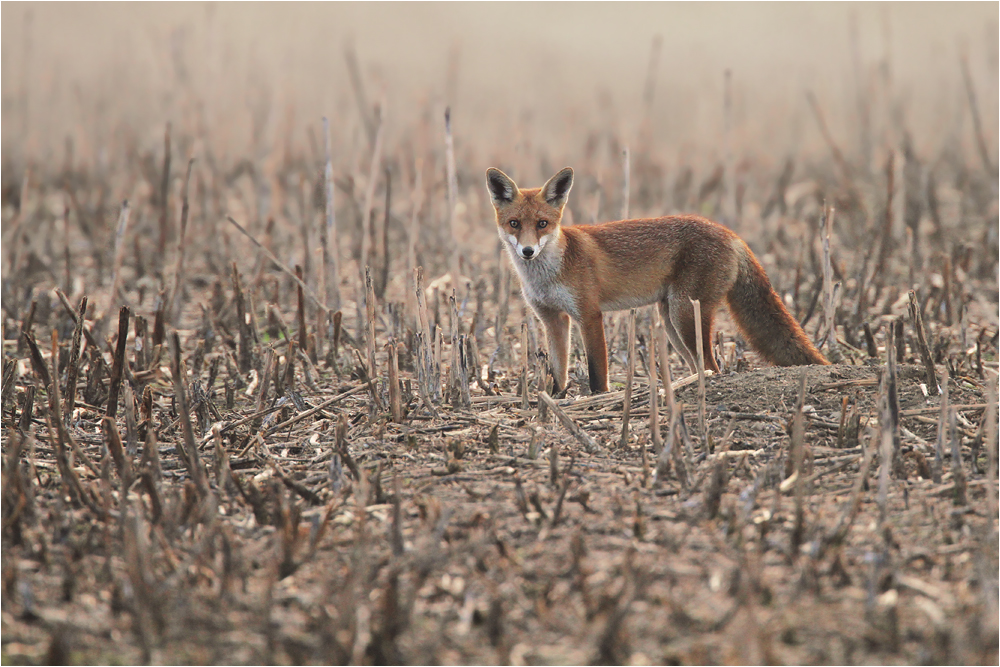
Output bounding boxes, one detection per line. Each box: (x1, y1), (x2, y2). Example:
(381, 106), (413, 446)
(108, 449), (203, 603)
(486, 166), (829, 395)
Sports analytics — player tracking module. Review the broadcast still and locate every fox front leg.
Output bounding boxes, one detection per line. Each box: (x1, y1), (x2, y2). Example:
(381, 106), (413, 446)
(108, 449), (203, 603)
(538, 308), (572, 397)
(580, 308), (609, 394)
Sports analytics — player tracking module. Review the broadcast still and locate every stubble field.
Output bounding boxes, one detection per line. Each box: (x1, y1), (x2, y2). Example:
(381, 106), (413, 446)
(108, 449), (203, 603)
(1, 4), (998, 665)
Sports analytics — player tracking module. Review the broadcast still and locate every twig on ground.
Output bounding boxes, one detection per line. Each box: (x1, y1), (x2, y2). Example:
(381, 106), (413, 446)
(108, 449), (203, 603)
(538, 392), (601, 455)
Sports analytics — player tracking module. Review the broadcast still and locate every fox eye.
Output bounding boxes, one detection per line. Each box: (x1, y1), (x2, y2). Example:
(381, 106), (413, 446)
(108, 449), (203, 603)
(537, 220), (548, 229)
(508, 219), (520, 229)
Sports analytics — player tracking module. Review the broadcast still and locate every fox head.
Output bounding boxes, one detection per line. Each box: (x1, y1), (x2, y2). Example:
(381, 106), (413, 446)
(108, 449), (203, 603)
(486, 167), (574, 261)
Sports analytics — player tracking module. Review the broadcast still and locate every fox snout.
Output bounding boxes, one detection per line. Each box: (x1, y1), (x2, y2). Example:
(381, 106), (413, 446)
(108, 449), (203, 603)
(505, 233), (542, 260)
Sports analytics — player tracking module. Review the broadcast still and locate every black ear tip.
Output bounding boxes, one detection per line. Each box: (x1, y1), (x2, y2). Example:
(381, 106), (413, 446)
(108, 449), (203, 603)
(551, 168), (574, 196)
(487, 168), (516, 202)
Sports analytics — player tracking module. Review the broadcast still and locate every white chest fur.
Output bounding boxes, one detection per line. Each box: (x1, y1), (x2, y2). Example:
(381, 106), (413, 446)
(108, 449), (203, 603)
(501, 231), (579, 320)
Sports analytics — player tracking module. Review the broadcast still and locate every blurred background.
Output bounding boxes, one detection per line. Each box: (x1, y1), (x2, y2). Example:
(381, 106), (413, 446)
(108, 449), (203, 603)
(3, 3), (996, 170)
(1, 2), (997, 327)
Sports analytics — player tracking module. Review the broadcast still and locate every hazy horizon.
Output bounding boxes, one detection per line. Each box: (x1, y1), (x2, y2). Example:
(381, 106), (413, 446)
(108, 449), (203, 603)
(2, 2), (996, 171)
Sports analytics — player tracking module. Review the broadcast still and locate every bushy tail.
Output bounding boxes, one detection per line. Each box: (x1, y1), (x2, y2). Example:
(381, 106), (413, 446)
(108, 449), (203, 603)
(726, 244), (829, 366)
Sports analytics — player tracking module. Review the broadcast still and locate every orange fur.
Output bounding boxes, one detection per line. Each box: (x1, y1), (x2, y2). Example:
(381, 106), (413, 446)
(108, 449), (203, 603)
(486, 167), (829, 394)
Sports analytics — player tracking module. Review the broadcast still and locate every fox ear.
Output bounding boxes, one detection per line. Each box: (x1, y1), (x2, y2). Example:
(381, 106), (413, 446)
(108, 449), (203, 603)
(486, 168), (518, 207)
(541, 167), (574, 208)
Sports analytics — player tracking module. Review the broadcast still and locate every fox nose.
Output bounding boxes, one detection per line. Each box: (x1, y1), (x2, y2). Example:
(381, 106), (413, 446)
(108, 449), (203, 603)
(521, 246), (535, 258)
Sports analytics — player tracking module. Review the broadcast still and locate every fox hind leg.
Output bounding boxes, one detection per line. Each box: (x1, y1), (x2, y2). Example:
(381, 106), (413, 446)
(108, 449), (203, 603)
(665, 291), (720, 373)
(659, 298), (697, 373)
